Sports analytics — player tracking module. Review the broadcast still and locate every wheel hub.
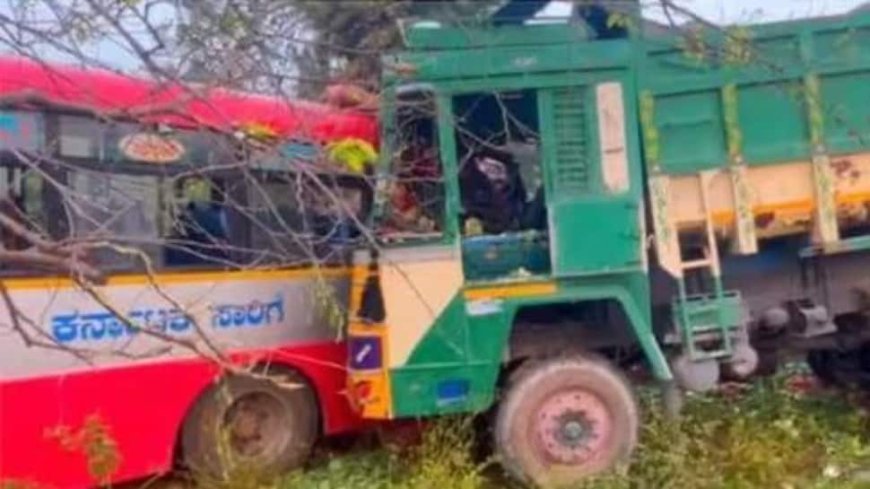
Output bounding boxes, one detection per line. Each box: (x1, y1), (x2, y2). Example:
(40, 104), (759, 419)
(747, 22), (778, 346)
(224, 392), (286, 458)
(535, 389), (611, 465)
(560, 419), (587, 445)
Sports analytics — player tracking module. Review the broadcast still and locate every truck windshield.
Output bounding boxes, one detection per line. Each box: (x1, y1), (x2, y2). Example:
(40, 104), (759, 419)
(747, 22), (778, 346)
(375, 88), (445, 240)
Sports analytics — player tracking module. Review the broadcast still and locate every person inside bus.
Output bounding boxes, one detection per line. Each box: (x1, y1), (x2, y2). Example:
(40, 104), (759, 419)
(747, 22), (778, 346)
(166, 191), (230, 267)
(189, 200), (229, 255)
(309, 183), (359, 248)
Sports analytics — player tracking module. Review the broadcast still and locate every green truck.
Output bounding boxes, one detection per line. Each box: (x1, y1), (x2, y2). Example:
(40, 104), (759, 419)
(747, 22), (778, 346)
(346, 4), (870, 487)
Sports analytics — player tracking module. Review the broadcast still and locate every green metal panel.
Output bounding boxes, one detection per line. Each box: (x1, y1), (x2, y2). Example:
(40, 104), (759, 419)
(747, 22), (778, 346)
(391, 293), (507, 417)
(640, 11), (870, 171)
(821, 70), (870, 154)
(371, 87), (397, 231)
(389, 273), (672, 418)
(749, 35), (804, 67)
(386, 39), (633, 83)
(810, 24), (870, 67)
(549, 199), (642, 274)
(404, 23), (591, 51)
(435, 92), (463, 241)
(403, 293), (468, 364)
(738, 81), (810, 163)
(540, 84), (644, 275)
(390, 364), (477, 416)
(654, 91), (727, 174)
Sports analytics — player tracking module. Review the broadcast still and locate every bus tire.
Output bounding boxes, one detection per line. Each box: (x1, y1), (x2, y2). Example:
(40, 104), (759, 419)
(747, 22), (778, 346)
(180, 369), (319, 480)
(494, 353), (638, 488)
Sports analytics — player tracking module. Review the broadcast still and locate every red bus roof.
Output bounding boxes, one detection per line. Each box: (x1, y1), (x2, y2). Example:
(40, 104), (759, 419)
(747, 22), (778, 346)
(0, 56), (378, 145)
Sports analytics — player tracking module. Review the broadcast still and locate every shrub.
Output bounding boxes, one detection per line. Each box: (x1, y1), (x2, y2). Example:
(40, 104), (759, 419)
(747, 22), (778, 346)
(259, 374), (870, 489)
(283, 416), (490, 489)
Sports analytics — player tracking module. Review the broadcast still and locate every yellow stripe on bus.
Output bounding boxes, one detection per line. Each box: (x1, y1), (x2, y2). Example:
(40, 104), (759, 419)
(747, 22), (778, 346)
(0, 266), (351, 291)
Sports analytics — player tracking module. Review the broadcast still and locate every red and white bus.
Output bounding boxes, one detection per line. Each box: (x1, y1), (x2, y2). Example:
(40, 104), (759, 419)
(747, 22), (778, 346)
(0, 57), (378, 488)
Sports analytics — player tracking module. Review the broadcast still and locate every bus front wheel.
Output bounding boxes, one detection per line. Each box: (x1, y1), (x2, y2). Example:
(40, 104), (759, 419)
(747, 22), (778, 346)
(181, 369), (319, 481)
(494, 353), (638, 488)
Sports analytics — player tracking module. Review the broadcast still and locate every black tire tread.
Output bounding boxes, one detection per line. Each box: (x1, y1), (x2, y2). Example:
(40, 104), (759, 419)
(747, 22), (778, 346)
(180, 368), (319, 480)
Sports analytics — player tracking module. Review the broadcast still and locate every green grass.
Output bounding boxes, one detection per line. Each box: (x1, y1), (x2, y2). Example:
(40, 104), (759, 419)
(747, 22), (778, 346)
(277, 373), (870, 489)
(282, 416), (490, 489)
(579, 377), (870, 489)
(10, 370), (868, 489)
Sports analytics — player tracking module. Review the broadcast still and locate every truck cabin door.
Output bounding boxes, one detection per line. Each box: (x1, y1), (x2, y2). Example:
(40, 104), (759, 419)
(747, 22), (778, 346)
(540, 81), (644, 276)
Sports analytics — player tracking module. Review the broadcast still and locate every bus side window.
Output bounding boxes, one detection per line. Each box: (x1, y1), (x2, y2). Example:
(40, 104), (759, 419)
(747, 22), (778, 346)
(0, 166), (40, 253)
(301, 176), (365, 246)
(246, 173), (368, 266)
(164, 177), (230, 268)
(246, 174), (307, 265)
(66, 168), (162, 271)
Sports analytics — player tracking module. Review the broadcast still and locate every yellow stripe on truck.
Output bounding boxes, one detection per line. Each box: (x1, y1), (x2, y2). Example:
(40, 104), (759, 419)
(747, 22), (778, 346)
(464, 281), (558, 301)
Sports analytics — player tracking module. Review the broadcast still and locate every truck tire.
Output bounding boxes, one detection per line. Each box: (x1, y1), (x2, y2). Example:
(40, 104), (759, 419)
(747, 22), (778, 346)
(807, 349), (839, 386)
(494, 353), (638, 488)
(808, 345), (870, 388)
(181, 369), (319, 480)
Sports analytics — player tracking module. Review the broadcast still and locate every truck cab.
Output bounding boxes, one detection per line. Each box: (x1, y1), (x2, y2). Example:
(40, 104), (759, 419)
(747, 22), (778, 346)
(347, 5), (668, 486)
(348, 3), (870, 486)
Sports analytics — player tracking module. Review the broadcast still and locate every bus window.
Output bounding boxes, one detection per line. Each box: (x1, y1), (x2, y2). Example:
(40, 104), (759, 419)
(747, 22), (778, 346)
(248, 173), (369, 265)
(0, 166), (43, 254)
(305, 177), (366, 245)
(246, 174), (311, 264)
(66, 168), (162, 271)
(0, 110), (48, 258)
(164, 177), (231, 268)
(57, 115), (102, 159)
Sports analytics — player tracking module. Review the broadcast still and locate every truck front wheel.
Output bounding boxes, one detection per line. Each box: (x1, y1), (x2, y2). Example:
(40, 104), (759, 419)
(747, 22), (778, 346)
(494, 353), (638, 488)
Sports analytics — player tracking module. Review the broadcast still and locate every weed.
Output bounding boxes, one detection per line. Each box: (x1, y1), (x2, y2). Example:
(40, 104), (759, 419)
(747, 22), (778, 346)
(45, 414), (121, 486)
(277, 375), (870, 489)
(33, 375), (865, 489)
(565, 376), (870, 489)
(283, 416), (491, 489)
(191, 463), (281, 489)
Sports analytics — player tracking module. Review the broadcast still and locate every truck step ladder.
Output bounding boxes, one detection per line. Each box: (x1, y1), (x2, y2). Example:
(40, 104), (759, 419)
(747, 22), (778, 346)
(673, 171), (739, 362)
